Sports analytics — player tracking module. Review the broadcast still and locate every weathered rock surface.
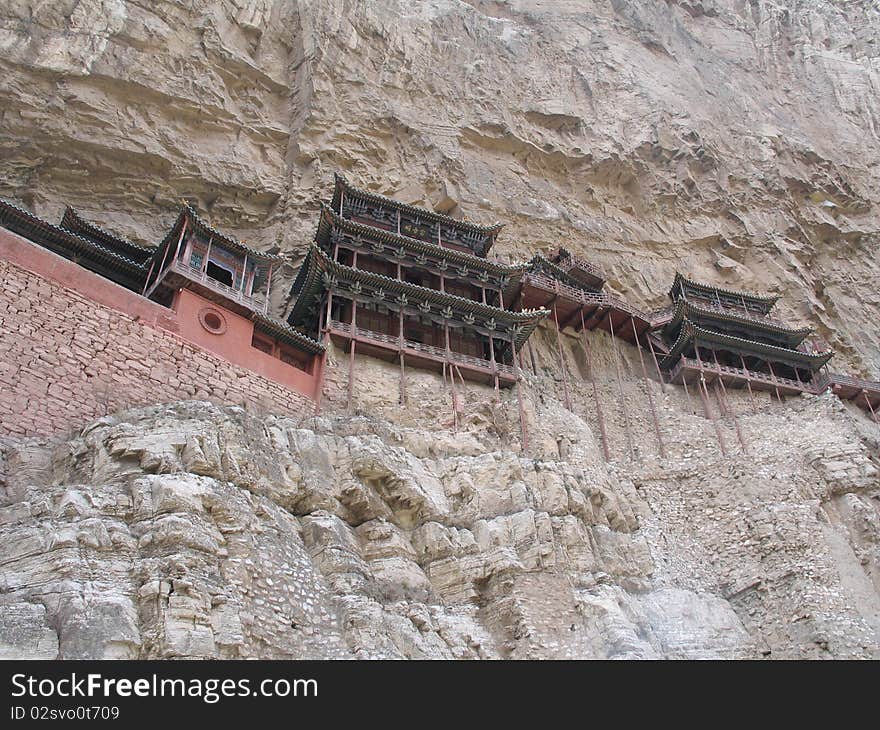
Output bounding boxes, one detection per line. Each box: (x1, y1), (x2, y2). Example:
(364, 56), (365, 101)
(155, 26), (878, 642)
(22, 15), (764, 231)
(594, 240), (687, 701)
(1, 1), (879, 659)
(1, 380), (878, 658)
(1, 0), (878, 372)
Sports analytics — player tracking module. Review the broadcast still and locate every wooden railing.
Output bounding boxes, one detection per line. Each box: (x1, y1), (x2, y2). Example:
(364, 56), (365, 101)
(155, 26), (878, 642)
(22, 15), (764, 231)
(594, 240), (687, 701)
(552, 253), (606, 283)
(330, 320), (516, 377)
(669, 356), (817, 392)
(522, 272), (656, 324)
(168, 259), (266, 312)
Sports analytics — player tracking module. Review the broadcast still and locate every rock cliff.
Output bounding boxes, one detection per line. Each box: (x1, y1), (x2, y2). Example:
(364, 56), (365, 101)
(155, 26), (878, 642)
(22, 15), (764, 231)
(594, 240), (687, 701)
(1, 0), (879, 658)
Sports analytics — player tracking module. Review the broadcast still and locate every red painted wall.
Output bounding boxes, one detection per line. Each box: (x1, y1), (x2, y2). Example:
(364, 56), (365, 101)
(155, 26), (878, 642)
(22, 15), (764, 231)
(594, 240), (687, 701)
(0, 228), (318, 436)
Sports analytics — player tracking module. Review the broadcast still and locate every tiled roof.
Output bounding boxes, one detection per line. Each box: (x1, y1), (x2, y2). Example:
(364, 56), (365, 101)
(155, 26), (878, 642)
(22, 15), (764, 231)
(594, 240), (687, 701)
(663, 299), (811, 347)
(331, 173), (504, 235)
(660, 320), (832, 371)
(669, 272), (778, 310)
(157, 204), (282, 264)
(61, 207), (154, 263)
(251, 312), (325, 354)
(0, 198), (148, 289)
(315, 205), (522, 277)
(288, 246), (548, 347)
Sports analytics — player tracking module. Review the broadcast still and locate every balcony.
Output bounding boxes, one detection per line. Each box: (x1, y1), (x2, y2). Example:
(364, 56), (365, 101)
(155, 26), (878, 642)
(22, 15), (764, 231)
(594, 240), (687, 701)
(148, 258), (267, 314)
(329, 319), (517, 384)
(667, 356), (818, 394)
(550, 251), (606, 288)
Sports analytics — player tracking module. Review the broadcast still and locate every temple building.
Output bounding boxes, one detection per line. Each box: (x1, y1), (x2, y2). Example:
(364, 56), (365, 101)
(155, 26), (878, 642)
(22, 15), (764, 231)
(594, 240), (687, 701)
(657, 273), (833, 398)
(286, 175), (549, 417)
(0, 198), (325, 398)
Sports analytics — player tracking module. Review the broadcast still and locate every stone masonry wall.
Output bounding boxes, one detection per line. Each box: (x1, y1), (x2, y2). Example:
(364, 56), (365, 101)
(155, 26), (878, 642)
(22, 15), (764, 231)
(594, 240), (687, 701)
(0, 256), (314, 437)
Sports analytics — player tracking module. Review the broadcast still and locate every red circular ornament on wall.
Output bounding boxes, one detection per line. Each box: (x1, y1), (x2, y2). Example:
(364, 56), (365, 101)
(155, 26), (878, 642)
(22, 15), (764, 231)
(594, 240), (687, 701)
(198, 307), (227, 335)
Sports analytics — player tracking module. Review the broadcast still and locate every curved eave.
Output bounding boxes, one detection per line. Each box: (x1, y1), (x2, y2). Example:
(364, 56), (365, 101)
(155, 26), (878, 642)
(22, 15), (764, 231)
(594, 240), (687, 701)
(156, 205), (281, 264)
(668, 272), (778, 310)
(331, 173), (504, 236)
(61, 207), (154, 263)
(660, 321), (833, 370)
(662, 299), (811, 346)
(287, 246), (548, 342)
(251, 312), (325, 354)
(1, 198), (149, 277)
(315, 205), (523, 276)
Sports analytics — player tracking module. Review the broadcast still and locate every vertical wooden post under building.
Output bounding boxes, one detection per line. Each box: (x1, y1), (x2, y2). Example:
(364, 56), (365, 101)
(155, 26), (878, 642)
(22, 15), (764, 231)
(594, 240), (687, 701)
(445, 321), (458, 433)
(647, 336), (666, 393)
(513, 335), (529, 453)
(263, 262), (273, 315)
(552, 300), (572, 411)
(608, 312), (635, 462)
(695, 343), (727, 456)
(348, 304), (357, 412)
(739, 354), (758, 413)
(766, 360), (783, 402)
(712, 352), (747, 453)
(699, 374), (728, 457)
(632, 319), (666, 459)
(579, 308), (610, 461)
(680, 357), (695, 414)
(863, 390), (879, 424)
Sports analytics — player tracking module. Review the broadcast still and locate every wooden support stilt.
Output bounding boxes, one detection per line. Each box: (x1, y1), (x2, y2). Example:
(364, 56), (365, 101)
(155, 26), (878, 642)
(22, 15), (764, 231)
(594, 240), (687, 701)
(608, 313), (635, 462)
(647, 336), (666, 393)
(398, 309), (406, 405)
(766, 360), (783, 402)
(632, 319), (666, 459)
(863, 390), (879, 424)
(580, 308), (610, 462)
(739, 354), (758, 414)
(528, 339), (538, 376)
(510, 339), (528, 453)
(552, 301), (572, 411)
(699, 374), (728, 457)
(680, 362), (695, 414)
(715, 378), (747, 454)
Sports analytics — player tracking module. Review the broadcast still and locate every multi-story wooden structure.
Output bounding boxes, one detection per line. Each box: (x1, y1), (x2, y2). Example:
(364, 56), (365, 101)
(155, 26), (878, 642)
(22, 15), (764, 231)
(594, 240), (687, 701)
(0, 198), (325, 399)
(657, 273), (832, 399)
(286, 175), (549, 423)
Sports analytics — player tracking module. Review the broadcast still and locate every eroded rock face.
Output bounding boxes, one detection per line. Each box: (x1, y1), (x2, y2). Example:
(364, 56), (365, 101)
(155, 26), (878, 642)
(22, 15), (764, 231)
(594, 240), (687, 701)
(1, 1), (878, 371)
(1, 0), (879, 659)
(1, 391), (877, 659)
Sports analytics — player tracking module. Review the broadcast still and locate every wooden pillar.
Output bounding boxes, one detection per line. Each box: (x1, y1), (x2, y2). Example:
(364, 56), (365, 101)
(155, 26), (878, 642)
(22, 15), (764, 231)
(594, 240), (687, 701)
(766, 360), (783, 402)
(680, 357), (695, 414)
(699, 374), (728, 457)
(695, 343), (727, 456)
(580, 308), (610, 461)
(608, 312), (635, 462)
(339, 187), (344, 215)
(647, 336), (666, 393)
(739, 354), (758, 414)
(632, 319), (666, 459)
(263, 262), (273, 315)
(713, 352), (747, 453)
(202, 235), (213, 274)
(863, 390), (879, 424)
(398, 308), (406, 405)
(348, 299), (357, 412)
(445, 321), (458, 433)
(314, 288), (334, 415)
(512, 335), (528, 453)
(397, 209), (401, 235)
(241, 254), (248, 294)
(552, 300), (572, 411)
(489, 334), (499, 393)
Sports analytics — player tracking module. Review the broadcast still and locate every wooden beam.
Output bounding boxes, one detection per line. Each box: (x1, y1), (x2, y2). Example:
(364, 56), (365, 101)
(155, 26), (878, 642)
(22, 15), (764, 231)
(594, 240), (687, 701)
(580, 308), (609, 462)
(632, 318), (666, 459)
(552, 300), (572, 411)
(608, 311), (635, 462)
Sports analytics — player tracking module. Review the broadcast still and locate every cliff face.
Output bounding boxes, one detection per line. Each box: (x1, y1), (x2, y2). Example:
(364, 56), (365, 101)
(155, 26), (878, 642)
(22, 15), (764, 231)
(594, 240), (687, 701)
(1, 0), (880, 659)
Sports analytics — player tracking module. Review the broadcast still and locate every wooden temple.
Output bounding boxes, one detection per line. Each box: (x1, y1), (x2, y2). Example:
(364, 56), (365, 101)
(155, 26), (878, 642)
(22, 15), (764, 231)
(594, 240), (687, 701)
(0, 198), (325, 387)
(286, 175), (549, 434)
(657, 273), (833, 399)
